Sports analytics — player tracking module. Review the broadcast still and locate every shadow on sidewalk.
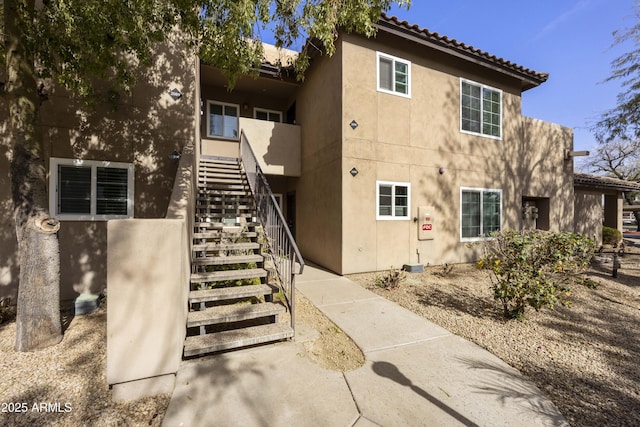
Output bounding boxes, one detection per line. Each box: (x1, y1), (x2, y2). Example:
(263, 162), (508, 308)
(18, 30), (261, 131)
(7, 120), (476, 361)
(372, 361), (481, 427)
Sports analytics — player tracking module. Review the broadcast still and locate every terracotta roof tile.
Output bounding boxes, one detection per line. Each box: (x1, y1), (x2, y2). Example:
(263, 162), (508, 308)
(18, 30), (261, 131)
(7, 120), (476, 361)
(574, 173), (640, 192)
(377, 13), (549, 90)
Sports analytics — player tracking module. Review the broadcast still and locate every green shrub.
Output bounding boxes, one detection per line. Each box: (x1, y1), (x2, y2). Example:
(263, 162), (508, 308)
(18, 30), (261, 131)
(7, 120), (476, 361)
(477, 230), (595, 319)
(602, 226), (622, 245)
(374, 267), (406, 290)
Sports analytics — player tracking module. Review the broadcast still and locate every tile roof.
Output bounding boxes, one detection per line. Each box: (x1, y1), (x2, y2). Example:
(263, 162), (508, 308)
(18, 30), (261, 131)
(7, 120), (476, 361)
(574, 173), (640, 192)
(376, 13), (549, 91)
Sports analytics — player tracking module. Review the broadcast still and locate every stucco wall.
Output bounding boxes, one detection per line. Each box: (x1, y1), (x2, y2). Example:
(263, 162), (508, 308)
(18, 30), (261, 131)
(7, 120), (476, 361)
(239, 118), (301, 176)
(294, 46), (344, 273)
(338, 33), (574, 273)
(574, 189), (603, 245)
(0, 32), (198, 302)
(520, 117), (575, 230)
(107, 141), (194, 386)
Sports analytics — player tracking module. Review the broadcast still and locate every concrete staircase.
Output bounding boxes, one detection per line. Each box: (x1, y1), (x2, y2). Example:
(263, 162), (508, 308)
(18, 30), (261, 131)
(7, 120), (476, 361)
(184, 157), (293, 358)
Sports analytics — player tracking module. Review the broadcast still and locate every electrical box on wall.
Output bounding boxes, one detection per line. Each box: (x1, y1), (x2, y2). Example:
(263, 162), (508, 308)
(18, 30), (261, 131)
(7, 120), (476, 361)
(418, 206), (435, 241)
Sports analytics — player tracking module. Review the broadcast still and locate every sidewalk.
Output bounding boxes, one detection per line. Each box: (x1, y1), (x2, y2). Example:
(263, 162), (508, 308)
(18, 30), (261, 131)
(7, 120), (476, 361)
(162, 264), (568, 427)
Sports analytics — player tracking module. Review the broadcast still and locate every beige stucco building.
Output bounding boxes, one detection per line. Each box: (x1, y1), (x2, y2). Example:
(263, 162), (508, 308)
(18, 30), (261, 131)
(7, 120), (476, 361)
(198, 15), (578, 275)
(0, 14), (632, 304)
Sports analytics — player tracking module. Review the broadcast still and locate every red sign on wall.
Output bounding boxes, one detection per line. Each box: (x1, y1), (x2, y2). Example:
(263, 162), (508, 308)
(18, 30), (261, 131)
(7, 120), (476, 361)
(422, 223), (433, 231)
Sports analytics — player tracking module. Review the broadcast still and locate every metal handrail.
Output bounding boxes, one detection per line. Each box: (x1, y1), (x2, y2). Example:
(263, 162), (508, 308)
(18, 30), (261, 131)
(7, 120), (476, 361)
(239, 131), (304, 331)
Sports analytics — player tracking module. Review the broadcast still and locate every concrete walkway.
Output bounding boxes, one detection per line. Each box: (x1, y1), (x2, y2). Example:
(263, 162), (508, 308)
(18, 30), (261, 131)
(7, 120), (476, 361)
(162, 265), (568, 427)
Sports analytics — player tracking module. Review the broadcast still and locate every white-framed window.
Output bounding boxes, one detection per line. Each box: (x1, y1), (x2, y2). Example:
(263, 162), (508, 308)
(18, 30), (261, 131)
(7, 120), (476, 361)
(460, 79), (502, 139)
(254, 108), (282, 123)
(376, 181), (411, 220)
(207, 101), (239, 139)
(376, 52), (411, 98)
(49, 158), (134, 221)
(460, 187), (502, 241)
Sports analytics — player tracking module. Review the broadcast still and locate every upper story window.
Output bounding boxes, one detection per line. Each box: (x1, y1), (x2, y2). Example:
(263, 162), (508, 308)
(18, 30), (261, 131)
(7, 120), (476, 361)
(377, 181), (411, 220)
(207, 101), (239, 139)
(49, 158), (134, 221)
(377, 52), (411, 98)
(254, 108), (282, 123)
(460, 79), (502, 139)
(460, 187), (502, 241)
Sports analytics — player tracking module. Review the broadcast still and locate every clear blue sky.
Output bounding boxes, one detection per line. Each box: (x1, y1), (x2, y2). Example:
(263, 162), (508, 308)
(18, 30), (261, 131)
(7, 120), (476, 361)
(386, 0), (637, 152)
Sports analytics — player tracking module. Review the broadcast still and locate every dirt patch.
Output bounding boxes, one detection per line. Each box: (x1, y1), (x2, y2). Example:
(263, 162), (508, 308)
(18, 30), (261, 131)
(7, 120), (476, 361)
(347, 244), (640, 427)
(295, 293), (365, 372)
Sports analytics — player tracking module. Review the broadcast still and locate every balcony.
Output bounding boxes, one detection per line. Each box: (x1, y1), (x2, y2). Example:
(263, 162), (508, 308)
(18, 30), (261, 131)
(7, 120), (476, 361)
(239, 118), (301, 177)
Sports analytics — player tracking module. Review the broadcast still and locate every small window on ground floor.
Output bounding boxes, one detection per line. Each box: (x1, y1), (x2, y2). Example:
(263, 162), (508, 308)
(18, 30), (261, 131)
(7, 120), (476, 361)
(460, 187), (502, 240)
(377, 181), (410, 220)
(49, 158), (134, 220)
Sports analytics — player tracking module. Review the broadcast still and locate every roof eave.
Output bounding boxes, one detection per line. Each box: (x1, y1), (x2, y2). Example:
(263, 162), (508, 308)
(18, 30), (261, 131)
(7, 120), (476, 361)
(374, 19), (548, 91)
(574, 173), (640, 193)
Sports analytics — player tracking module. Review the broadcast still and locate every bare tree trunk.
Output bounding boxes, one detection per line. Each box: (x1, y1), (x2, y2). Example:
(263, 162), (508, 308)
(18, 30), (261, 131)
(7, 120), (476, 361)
(6, 0), (62, 351)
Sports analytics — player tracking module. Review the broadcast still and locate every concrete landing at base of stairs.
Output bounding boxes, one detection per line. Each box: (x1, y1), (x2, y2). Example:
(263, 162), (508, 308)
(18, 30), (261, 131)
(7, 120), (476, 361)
(163, 264), (569, 427)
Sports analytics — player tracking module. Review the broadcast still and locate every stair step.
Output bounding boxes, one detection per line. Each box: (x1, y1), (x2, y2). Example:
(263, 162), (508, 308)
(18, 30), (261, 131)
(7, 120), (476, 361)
(200, 157), (240, 163)
(194, 222), (259, 229)
(196, 201), (251, 205)
(199, 173), (242, 180)
(195, 208), (254, 214)
(196, 205), (254, 210)
(189, 283), (272, 303)
(200, 164), (241, 171)
(199, 176), (246, 183)
(184, 323), (294, 356)
(192, 242), (260, 251)
(187, 302), (284, 328)
(192, 254), (263, 266)
(195, 215), (253, 221)
(199, 183), (248, 190)
(190, 268), (267, 284)
(193, 231), (258, 239)
(198, 190), (251, 196)
(195, 217), (255, 224)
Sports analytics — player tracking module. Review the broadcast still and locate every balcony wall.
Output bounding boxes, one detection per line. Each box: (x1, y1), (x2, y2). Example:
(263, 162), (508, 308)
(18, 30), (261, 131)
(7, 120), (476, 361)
(239, 118), (301, 177)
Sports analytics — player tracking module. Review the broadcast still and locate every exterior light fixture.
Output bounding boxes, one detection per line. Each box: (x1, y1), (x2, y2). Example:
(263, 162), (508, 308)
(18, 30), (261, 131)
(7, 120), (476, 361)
(169, 150), (181, 163)
(439, 166), (446, 175)
(168, 88), (182, 100)
(350, 167), (359, 177)
(350, 120), (358, 130)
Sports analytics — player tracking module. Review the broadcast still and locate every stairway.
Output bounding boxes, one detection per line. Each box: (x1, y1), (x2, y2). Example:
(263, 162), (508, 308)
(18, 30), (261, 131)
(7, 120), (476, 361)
(183, 157), (294, 358)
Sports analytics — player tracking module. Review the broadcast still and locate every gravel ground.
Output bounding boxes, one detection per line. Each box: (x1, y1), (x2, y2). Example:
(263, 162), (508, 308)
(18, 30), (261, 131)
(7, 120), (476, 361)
(1, 243), (638, 426)
(0, 293), (361, 426)
(0, 305), (169, 427)
(348, 243), (640, 427)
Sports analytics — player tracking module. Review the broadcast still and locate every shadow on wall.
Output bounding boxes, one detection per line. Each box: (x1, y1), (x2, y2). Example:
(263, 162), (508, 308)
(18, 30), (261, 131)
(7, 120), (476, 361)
(262, 122), (301, 177)
(426, 78), (573, 264)
(2, 32), (197, 302)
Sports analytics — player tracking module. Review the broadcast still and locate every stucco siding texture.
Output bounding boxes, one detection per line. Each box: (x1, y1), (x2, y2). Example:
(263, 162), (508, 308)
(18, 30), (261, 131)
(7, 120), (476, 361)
(339, 34), (574, 273)
(2, 32), (198, 301)
(574, 190), (603, 245)
(294, 44), (344, 273)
